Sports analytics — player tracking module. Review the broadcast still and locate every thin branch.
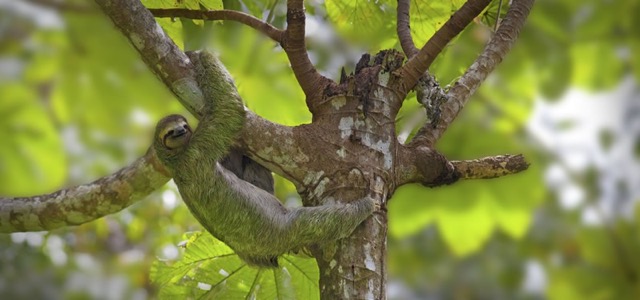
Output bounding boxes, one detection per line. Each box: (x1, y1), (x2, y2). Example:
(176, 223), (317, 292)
(452, 154), (529, 180)
(395, 145), (528, 186)
(282, 0), (333, 109)
(396, 0), (418, 57)
(396, 0), (492, 95)
(148, 8), (284, 43)
(0, 150), (169, 232)
(394, 0), (447, 114)
(410, 0), (535, 147)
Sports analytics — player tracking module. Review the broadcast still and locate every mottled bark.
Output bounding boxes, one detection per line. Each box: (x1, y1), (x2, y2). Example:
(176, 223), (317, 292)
(1, 0), (536, 299)
(0, 150), (169, 232)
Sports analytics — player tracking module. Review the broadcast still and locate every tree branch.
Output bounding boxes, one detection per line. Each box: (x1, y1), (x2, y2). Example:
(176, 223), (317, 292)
(395, 145), (529, 187)
(396, 0), (492, 95)
(96, 0), (204, 116)
(396, 0), (418, 57)
(0, 150), (169, 232)
(282, 0), (333, 110)
(0, 0), (293, 233)
(148, 8), (284, 43)
(410, 0), (535, 147)
(452, 154), (529, 179)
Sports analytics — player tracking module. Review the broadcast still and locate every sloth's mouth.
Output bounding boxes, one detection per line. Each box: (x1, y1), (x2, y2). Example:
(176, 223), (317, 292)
(173, 131), (187, 137)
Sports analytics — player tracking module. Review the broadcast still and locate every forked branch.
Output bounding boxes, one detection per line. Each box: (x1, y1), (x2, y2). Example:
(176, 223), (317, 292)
(397, 0), (492, 95)
(410, 0), (535, 147)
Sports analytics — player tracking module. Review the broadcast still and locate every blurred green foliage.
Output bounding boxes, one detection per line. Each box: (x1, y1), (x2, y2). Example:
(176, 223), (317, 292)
(151, 231), (319, 299)
(0, 0), (638, 298)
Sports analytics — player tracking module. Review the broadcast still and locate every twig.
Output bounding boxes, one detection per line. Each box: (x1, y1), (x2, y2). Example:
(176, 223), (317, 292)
(452, 154), (529, 179)
(409, 0), (535, 147)
(396, 0), (492, 95)
(148, 8), (284, 43)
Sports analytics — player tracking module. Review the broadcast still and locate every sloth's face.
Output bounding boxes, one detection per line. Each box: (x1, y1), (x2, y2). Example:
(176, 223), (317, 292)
(154, 114), (193, 164)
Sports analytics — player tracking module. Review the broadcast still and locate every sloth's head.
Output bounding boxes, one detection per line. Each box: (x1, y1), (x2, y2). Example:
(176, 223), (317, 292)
(153, 114), (192, 165)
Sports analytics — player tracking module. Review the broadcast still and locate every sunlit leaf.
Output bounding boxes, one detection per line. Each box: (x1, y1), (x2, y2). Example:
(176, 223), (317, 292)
(390, 109), (543, 255)
(325, 0), (396, 50)
(409, 0), (465, 47)
(436, 187), (495, 256)
(151, 231), (319, 299)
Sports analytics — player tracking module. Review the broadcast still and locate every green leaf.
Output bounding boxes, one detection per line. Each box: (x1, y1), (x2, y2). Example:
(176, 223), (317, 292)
(388, 184), (437, 238)
(409, 0), (465, 47)
(390, 108), (543, 256)
(0, 84), (66, 196)
(151, 231), (319, 300)
(436, 187), (495, 256)
(325, 0), (396, 50)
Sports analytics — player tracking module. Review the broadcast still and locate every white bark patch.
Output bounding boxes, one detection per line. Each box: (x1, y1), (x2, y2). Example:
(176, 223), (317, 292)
(365, 286), (374, 299)
(379, 72), (390, 86)
(313, 177), (331, 198)
(338, 117), (354, 139)
(154, 24), (170, 56)
(331, 97), (347, 110)
(336, 147), (347, 158)
(363, 243), (376, 271)
(371, 175), (386, 195)
(329, 260), (337, 269)
(130, 33), (144, 50)
(303, 171), (324, 186)
(154, 22), (166, 39)
(361, 135), (393, 169)
(292, 147), (310, 163)
(343, 283), (350, 299)
(374, 89), (391, 117)
(366, 286), (375, 300)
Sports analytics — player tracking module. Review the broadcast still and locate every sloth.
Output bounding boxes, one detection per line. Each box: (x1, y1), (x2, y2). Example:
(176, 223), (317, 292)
(152, 51), (375, 268)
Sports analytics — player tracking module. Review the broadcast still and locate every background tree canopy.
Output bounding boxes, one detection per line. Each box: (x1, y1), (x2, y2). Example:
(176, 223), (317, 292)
(0, 0), (638, 299)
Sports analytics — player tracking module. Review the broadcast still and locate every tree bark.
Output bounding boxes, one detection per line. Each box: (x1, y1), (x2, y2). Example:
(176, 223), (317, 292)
(2, 1), (536, 298)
